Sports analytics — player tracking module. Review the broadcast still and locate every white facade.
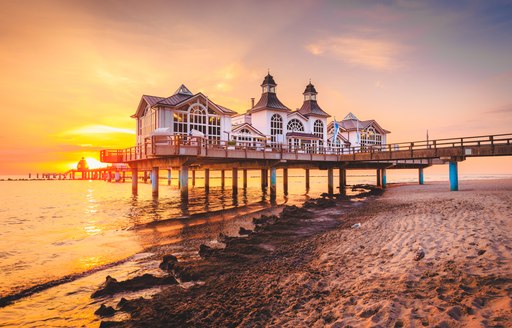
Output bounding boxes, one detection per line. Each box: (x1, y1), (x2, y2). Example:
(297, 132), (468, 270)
(133, 85), (236, 146)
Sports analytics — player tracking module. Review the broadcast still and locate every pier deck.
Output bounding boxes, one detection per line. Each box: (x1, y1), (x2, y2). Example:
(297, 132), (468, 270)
(99, 133), (512, 198)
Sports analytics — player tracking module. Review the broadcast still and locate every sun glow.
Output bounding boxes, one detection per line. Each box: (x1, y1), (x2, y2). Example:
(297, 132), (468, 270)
(85, 157), (108, 170)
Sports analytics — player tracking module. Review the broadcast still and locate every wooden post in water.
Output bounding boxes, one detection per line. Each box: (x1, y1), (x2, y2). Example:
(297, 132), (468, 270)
(178, 170), (181, 188)
(143, 171), (148, 183)
(283, 168), (288, 196)
(131, 167), (138, 195)
(204, 169), (210, 193)
(419, 167), (424, 185)
(180, 166), (189, 199)
(151, 167), (159, 197)
(167, 169), (171, 186)
(305, 169), (310, 191)
(270, 167), (277, 200)
(377, 169), (381, 187)
(122, 171), (126, 183)
(327, 168), (334, 195)
(192, 170), (196, 187)
(381, 168), (387, 188)
(243, 169), (248, 190)
(221, 170), (225, 188)
(232, 168), (238, 195)
(449, 161), (458, 191)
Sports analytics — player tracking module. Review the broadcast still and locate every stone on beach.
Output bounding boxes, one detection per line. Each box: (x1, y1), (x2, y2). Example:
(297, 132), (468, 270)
(239, 227), (252, 235)
(414, 247), (425, 261)
(159, 254), (178, 271)
(91, 274), (177, 298)
(94, 304), (116, 317)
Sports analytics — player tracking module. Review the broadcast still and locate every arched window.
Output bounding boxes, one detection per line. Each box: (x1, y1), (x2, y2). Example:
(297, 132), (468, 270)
(240, 128), (251, 134)
(270, 114), (283, 144)
(190, 106), (207, 135)
(313, 120), (323, 138)
(287, 119), (304, 132)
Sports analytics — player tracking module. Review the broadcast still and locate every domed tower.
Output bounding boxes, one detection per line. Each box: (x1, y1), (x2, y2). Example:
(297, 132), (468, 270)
(76, 157), (89, 171)
(298, 81), (330, 118)
(249, 73), (290, 113)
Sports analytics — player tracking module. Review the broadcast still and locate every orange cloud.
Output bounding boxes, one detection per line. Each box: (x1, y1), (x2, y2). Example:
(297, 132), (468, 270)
(306, 37), (405, 71)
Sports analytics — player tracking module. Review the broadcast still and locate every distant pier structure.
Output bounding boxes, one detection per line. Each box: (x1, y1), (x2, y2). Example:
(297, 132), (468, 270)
(98, 73), (512, 200)
(32, 157), (131, 182)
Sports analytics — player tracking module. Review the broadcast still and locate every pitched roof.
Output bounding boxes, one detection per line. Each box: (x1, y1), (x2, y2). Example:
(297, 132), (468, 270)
(248, 92), (291, 113)
(132, 85), (236, 118)
(340, 119), (390, 134)
(232, 123), (265, 137)
(298, 100), (331, 117)
(303, 82), (317, 94)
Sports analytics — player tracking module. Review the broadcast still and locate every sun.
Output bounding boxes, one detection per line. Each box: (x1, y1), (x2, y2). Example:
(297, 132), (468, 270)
(85, 157), (108, 169)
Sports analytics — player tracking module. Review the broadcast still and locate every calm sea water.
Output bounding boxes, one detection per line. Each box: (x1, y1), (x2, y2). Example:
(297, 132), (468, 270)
(0, 170), (510, 327)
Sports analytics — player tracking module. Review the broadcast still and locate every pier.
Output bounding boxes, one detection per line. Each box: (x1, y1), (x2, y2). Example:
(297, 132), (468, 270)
(100, 133), (512, 200)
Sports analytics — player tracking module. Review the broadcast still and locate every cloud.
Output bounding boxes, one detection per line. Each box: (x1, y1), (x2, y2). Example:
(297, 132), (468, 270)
(62, 125), (135, 135)
(306, 36), (405, 71)
(485, 105), (512, 115)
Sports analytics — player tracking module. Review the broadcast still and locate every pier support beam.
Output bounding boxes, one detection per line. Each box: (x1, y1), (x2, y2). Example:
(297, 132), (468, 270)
(151, 167), (159, 197)
(204, 169), (210, 193)
(167, 169), (171, 186)
(381, 169), (387, 188)
(261, 169), (267, 190)
(192, 170), (196, 187)
(377, 169), (381, 187)
(122, 171), (126, 183)
(221, 170), (225, 189)
(143, 171), (148, 183)
(339, 168), (346, 193)
(327, 168), (334, 195)
(305, 169), (310, 191)
(270, 167), (277, 201)
(283, 168), (288, 196)
(180, 166), (189, 199)
(131, 168), (138, 195)
(243, 169), (248, 190)
(419, 167), (424, 185)
(449, 161), (458, 191)
(232, 168), (238, 194)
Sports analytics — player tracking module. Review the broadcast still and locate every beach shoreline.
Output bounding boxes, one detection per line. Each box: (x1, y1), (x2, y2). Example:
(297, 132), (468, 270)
(98, 179), (512, 327)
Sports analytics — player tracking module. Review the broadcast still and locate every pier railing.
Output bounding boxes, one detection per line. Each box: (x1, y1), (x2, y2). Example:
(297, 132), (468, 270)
(100, 133), (512, 163)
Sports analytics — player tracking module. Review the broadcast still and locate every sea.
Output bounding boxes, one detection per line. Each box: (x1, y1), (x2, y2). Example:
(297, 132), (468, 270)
(0, 170), (510, 327)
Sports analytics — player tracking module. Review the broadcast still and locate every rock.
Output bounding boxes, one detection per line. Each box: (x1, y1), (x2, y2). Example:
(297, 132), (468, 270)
(198, 244), (216, 259)
(94, 304), (116, 317)
(477, 249), (486, 256)
(117, 297), (146, 312)
(99, 321), (122, 328)
(92, 274), (178, 298)
(303, 198), (336, 209)
(239, 227), (252, 235)
(159, 254), (178, 271)
(351, 223), (361, 229)
(414, 247), (425, 261)
(280, 205), (311, 220)
(253, 215), (278, 225)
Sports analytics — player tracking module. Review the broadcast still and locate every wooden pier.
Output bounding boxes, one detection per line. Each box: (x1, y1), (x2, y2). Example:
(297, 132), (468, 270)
(100, 133), (512, 200)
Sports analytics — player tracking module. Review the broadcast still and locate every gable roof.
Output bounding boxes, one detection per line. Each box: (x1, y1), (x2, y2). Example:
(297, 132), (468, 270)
(287, 110), (309, 121)
(340, 118), (390, 134)
(131, 85), (236, 118)
(232, 123), (265, 137)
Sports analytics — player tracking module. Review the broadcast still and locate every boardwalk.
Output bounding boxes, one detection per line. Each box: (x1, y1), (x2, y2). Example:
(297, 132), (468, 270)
(100, 133), (512, 199)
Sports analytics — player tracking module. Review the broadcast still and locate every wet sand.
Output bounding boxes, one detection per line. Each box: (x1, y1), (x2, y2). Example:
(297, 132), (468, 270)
(100, 180), (512, 327)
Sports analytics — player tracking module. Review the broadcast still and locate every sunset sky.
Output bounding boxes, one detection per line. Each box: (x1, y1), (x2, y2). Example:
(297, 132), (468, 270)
(0, 0), (511, 175)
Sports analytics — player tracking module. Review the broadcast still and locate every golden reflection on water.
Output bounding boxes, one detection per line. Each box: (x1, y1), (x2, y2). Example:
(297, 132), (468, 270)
(78, 256), (106, 270)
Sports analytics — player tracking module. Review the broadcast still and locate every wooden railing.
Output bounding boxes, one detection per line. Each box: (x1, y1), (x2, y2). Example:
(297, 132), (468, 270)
(100, 133), (512, 163)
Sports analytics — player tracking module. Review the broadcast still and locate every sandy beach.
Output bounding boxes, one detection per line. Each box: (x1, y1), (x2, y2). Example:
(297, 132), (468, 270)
(100, 179), (512, 327)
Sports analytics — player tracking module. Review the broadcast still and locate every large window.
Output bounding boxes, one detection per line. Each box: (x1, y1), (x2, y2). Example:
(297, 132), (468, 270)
(270, 114), (283, 144)
(287, 119), (304, 132)
(172, 102), (221, 142)
(360, 126), (382, 146)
